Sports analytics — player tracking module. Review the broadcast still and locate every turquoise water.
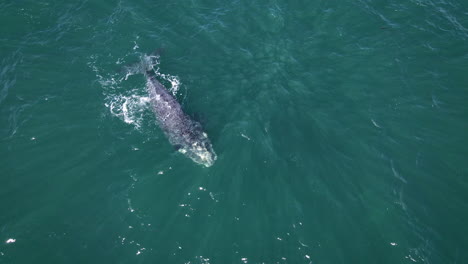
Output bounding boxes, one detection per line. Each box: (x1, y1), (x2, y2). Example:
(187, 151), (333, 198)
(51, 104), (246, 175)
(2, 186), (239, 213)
(1, 0), (468, 263)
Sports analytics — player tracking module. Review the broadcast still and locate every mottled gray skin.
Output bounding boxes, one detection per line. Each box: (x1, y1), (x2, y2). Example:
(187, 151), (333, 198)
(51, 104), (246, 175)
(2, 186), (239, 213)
(145, 71), (216, 167)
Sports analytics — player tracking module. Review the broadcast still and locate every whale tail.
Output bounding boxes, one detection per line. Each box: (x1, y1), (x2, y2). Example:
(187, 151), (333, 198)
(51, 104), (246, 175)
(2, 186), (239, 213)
(121, 48), (163, 78)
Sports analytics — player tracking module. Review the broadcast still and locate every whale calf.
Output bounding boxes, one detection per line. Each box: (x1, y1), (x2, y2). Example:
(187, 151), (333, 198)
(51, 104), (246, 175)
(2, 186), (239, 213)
(135, 57), (216, 167)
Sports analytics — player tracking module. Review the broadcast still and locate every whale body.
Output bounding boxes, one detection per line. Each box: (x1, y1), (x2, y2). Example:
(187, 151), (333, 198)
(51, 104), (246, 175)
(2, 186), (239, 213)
(144, 71), (216, 167)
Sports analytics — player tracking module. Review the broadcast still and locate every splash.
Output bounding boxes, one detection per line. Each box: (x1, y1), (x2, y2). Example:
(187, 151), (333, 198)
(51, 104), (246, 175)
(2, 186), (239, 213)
(88, 45), (182, 130)
(105, 94), (150, 129)
(155, 71), (181, 96)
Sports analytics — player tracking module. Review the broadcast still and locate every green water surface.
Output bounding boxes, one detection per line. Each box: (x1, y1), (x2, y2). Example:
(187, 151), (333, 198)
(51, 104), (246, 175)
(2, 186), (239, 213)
(1, 0), (468, 263)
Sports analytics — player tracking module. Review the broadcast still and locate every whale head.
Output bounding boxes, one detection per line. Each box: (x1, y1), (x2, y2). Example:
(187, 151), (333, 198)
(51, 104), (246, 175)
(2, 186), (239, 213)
(177, 128), (217, 167)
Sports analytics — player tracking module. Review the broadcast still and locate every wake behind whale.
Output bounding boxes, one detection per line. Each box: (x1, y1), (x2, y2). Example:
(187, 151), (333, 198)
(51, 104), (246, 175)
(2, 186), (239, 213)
(127, 54), (217, 167)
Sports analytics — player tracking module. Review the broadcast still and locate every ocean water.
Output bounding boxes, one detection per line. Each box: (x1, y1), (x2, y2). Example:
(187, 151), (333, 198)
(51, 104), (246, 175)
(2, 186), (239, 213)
(1, 0), (468, 263)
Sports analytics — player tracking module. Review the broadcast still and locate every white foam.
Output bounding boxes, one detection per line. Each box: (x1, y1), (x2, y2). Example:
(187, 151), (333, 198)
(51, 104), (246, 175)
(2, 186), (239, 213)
(299, 241), (309, 247)
(106, 94), (151, 129)
(90, 51), (182, 132)
(241, 133), (251, 140)
(371, 119), (381, 128)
